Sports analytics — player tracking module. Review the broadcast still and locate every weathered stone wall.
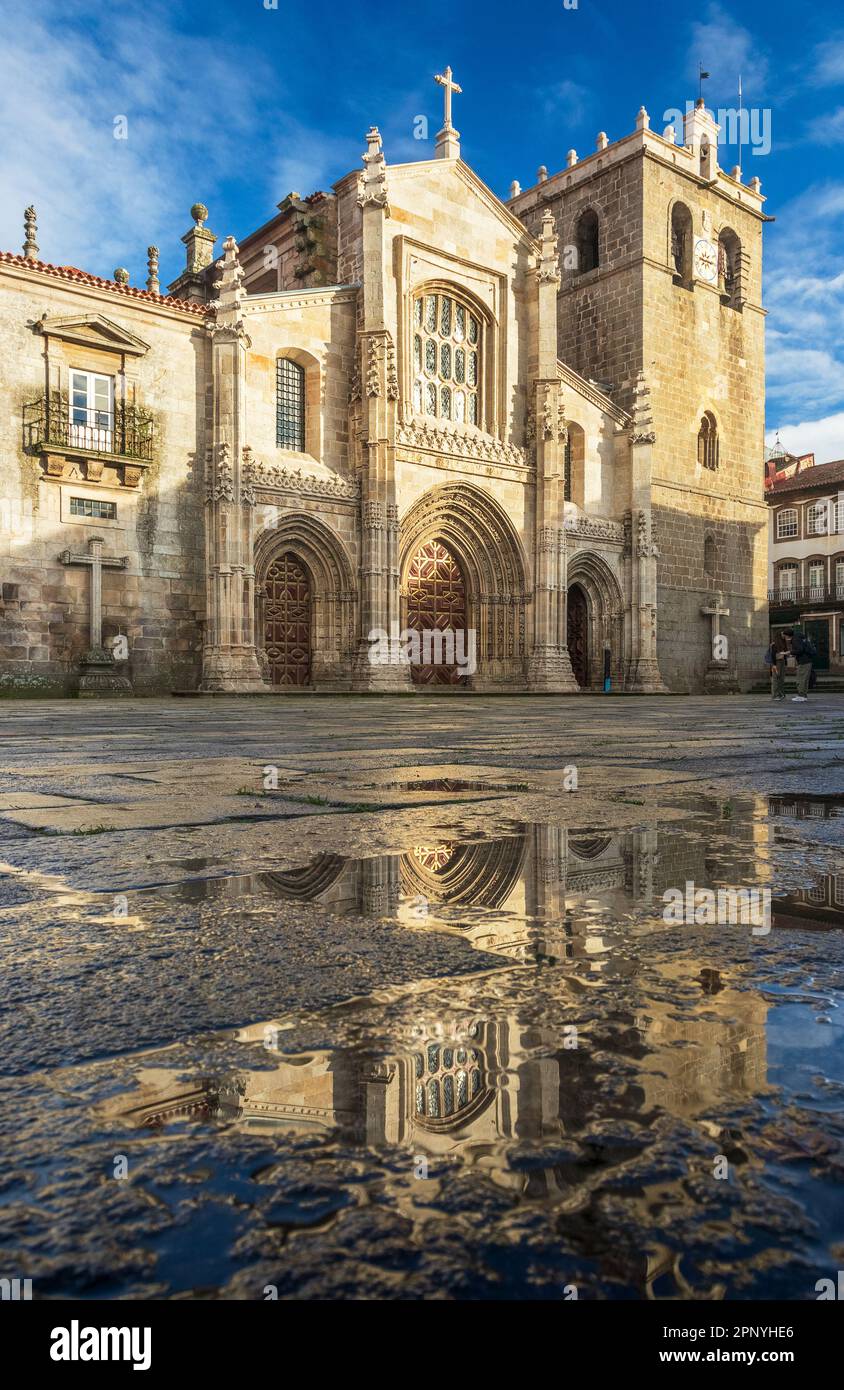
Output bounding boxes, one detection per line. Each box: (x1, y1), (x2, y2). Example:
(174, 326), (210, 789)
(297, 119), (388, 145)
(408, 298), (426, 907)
(0, 261), (206, 695)
(512, 132), (769, 692)
(640, 155), (768, 692)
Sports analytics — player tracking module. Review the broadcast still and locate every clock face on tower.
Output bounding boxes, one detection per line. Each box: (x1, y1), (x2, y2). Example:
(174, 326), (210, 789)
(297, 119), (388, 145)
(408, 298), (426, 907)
(693, 237), (718, 283)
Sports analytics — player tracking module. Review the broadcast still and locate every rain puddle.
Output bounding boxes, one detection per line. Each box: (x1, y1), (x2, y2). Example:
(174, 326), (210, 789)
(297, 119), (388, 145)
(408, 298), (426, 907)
(2, 795), (843, 1299)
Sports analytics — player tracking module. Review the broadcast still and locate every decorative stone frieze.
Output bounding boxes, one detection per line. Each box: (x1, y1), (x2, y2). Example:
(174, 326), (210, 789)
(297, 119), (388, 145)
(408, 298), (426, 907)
(396, 420), (526, 468)
(241, 451), (360, 501)
(564, 515), (625, 545)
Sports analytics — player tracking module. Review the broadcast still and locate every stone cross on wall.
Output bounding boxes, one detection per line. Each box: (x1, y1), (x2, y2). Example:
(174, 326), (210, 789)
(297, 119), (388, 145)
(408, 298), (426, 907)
(701, 593), (738, 693)
(701, 593), (729, 661)
(59, 536), (132, 696)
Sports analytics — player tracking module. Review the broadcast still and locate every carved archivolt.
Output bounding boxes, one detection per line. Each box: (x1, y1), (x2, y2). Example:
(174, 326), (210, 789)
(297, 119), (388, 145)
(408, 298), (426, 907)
(400, 481), (530, 668)
(567, 549), (625, 623)
(254, 513), (357, 682)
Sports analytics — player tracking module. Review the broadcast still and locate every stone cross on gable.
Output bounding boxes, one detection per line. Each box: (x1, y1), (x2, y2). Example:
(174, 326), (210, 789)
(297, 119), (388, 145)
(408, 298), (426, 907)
(60, 536), (127, 652)
(434, 66), (462, 130)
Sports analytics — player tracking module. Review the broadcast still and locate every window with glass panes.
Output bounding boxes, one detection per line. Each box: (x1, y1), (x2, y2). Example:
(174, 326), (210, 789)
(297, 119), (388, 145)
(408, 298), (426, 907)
(807, 501), (829, 535)
(778, 563), (798, 592)
(412, 291), (481, 426)
(70, 370), (113, 447)
(776, 508), (797, 539)
(276, 358), (305, 451)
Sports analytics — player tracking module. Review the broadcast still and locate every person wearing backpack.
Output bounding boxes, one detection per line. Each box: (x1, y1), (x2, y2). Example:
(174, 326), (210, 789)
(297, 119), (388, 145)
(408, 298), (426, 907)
(765, 634), (787, 700)
(783, 628), (816, 702)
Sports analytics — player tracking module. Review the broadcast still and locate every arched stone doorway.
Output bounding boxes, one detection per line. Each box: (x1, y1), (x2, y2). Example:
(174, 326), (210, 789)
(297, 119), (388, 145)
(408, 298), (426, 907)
(254, 515), (356, 691)
(400, 483), (529, 690)
(406, 538), (468, 685)
(567, 583), (589, 687)
(566, 551), (625, 690)
(263, 551), (312, 687)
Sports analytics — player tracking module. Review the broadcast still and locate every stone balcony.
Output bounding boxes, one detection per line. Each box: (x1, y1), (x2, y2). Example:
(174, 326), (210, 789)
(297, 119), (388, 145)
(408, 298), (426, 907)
(23, 391), (155, 487)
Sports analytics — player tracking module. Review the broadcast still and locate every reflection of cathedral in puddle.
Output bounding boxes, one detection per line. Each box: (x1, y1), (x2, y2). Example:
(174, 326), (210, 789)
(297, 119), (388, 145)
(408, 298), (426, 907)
(109, 817), (769, 1243)
(113, 985), (768, 1207)
(251, 824), (668, 964)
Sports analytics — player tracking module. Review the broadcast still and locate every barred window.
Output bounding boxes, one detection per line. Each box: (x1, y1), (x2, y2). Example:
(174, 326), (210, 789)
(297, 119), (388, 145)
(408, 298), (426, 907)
(776, 508), (798, 540)
(412, 291), (481, 427)
(69, 497), (117, 519)
(276, 358), (305, 451)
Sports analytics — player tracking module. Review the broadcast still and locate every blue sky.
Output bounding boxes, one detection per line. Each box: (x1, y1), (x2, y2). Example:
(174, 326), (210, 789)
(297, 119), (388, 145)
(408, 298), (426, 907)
(1, 0), (842, 459)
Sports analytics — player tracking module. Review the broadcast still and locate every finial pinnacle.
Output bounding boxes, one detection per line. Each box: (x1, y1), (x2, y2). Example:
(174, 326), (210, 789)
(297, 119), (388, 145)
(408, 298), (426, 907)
(23, 205), (39, 260)
(146, 245), (160, 295)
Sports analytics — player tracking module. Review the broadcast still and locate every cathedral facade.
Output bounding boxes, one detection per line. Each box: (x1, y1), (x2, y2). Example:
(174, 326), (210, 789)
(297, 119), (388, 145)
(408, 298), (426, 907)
(0, 79), (769, 697)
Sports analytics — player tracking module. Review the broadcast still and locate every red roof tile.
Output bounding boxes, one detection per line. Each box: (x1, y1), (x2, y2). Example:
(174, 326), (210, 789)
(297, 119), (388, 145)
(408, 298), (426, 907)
(0, 250), (209, 315)
(769, 458), (844, 493)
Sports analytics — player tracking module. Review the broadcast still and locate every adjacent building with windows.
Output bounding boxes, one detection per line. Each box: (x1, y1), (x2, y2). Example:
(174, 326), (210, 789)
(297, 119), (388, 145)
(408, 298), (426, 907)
(766, 455), (844, 672)
(0, 86), (769, 696)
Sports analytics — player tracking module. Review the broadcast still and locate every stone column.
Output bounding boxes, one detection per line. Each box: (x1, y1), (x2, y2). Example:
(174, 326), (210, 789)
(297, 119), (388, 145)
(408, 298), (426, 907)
(625, 373), (669, 693)
(200, 237), (266, 693)
(527, 212), (579, 692)
(351, 129), (411, 692)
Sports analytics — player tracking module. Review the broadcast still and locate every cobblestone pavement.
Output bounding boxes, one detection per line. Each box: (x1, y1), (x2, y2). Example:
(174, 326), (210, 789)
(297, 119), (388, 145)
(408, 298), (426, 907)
(1, 694), (843, 1299)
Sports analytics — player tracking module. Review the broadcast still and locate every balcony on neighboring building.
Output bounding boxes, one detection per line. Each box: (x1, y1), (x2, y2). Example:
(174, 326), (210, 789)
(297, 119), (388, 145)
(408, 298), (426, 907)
(768, 584), (844, 606)
(23, 391), (154, 487)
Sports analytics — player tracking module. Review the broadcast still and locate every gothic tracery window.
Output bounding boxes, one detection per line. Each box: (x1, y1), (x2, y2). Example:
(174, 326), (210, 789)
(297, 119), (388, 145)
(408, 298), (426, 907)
(276, 358), (305, 451)
(412, 291), (481, 427)
(413, 1037), (483, 1124)
(697, 412), (719, 470)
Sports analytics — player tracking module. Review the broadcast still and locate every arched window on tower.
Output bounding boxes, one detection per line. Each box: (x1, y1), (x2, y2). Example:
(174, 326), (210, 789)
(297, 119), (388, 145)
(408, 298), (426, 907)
(671, 202), (693, 284)
(698, 412), (719, 470)
(575, 209), (600, 274)
(411, 289), (482, 427)
(718, 227), (742, 308)
(704, 533), (717, 577)
(276, 358), (305, 451)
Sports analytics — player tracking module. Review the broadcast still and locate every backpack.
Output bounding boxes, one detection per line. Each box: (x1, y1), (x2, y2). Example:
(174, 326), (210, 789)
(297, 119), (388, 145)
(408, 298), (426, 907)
(802, 636), (818, 662)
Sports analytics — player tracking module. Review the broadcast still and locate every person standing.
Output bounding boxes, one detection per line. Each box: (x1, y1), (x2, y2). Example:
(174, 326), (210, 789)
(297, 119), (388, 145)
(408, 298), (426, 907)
(766, 634), (787, 700)
(782, 628), (814, 703)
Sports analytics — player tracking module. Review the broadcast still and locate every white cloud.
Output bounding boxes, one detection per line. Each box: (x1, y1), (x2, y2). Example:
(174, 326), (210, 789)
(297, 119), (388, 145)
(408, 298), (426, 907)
(806, 106), (844, 144)
(687, 4), (769, 104)
(765, 414), (844, 464)
(0, 0), (334, 287)
(812, 36), (844, 88)
(539, 79), (592, 128)
(764, 178), (844, 423)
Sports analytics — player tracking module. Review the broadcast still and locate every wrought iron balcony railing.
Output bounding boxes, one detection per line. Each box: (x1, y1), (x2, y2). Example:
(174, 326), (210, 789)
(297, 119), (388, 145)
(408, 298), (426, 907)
(768, 585), (844, 605)
(24, 392), (154, 462)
